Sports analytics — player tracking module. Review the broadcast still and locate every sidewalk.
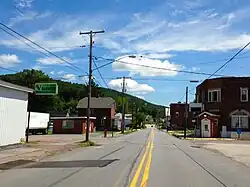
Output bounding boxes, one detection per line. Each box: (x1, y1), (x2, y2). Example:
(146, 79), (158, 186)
(193, 140), (250, 167)
(0, 131), (127, 170)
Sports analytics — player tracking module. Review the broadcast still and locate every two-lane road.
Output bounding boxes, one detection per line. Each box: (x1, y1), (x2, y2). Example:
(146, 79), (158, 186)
(1, 128), (250, 187)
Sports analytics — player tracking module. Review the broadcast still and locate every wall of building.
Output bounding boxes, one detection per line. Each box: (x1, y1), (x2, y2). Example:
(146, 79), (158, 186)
(78, 108), (112, 130)
(170, 103), (193, 129)
(0, 86), (28, 146)
(197, 78), (250, 132)
(53, 119), (95, 134)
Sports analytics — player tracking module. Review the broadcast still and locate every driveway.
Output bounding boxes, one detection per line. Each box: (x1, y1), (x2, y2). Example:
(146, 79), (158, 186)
(191, 139), (250, 167)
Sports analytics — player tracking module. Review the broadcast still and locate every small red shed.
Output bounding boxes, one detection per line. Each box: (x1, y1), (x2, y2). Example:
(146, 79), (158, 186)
(50, 117), (96, 134)
(197, 112), (220, 138)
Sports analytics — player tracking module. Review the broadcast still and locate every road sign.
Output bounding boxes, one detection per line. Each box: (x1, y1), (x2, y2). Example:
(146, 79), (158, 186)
(35, 83), (58, 95)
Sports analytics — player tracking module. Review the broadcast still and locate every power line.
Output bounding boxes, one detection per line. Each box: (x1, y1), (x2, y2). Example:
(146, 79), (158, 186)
(17, 45), (87, 50)
(207, 42), (250, 79)
(102, 77), (203, 82)
(178, 42), (250, 103)
(0, 22), (88, 75)
(93, 56), (225, 77)
(0, 65), (18, 73)
(93, 59), (109, 88)
(0, 26), (87, 73)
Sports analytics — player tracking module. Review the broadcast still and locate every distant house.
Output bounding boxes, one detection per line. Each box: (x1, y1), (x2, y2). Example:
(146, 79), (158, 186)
(114, 113), (132, 130)
(196, 77), (250, 138)
(0, 80), (33, 146)
(170, 103), (193, 130)
(77, 97), (116, 130)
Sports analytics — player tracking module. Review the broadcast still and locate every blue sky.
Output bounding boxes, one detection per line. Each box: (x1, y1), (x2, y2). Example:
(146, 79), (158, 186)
(1, 0), (250, 106)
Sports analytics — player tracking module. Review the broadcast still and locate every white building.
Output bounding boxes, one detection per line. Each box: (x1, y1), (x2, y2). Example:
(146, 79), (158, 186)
(0, 80), (33, 146)
(114, 113), (132, 130)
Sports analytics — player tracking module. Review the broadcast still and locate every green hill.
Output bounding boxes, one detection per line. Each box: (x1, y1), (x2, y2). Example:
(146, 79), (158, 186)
(0, 69), (165, 118)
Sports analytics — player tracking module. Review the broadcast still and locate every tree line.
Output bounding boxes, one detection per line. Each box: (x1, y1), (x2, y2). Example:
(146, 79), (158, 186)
(0, 69), (165, 122)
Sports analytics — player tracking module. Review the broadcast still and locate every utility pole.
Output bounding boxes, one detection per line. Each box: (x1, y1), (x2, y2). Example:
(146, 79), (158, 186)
(121, 76), (126, 134)
(132, 102), (135, 129)
(117, 76), (130, 133)
(135, 104), (138, 128)
(184, 86), (188, 139)
(80, 30), (104, 142)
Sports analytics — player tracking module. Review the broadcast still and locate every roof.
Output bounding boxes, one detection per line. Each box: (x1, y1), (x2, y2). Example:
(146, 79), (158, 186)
(197, 111), (220, 117)
(198, 76), (250, 87)
(77, 97), (115, 109)
(0, 80), (33, 93)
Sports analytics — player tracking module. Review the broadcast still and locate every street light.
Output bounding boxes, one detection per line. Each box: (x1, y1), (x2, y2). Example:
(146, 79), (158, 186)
(184, 80), (199, 139)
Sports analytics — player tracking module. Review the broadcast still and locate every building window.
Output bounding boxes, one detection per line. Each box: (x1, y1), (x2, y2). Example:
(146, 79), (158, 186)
(240, 88), (248, 102)
(175, 112), (179, 118)
(231, 110), (249, 129)
(208, 89), (221, 102)
(62, 120), (74, 129)
(204, 124), (209, 131)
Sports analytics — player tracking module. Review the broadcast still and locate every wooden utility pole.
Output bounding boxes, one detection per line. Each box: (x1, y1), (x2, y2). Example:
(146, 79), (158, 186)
(79, 30), (104, 141)
(121, 76), (126, 133)
(117, 76), (130, 133)
(184, 86), (188, 139)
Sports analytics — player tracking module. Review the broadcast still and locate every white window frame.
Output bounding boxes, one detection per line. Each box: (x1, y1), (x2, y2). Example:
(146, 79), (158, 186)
(231, 115), (249, 129)
(240, 87), (248, 102)
(208, 89), (221, 102)
(230, 110), (250, 129)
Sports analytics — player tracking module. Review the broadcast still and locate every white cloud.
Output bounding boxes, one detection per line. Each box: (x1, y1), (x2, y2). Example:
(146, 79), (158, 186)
(142, 53), (173, 59)
(8, 11), (52, 27)
(108, 78), (155, 93)
(15, 0), (34, 8)
(112, 55), (182, 77)
(190, 67), (200, 72)
(62, 74), (88, 83)
(1, 5), (250, 58)
(135, 95), (145, 99)
(36, 56), (72, 65)
(103, 7), (250, 54)
(63, 74), (77, 81)
(0, 54), (21, 67)
(32, 64), (44, 70)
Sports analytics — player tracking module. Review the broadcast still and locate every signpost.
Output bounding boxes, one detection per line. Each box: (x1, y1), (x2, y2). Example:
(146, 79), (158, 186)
(26, 83), (58, 143)
(35, 83), (58, 95)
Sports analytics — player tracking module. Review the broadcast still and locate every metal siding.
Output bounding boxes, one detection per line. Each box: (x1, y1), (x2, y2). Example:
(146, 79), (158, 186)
(0, 86), (28, 146)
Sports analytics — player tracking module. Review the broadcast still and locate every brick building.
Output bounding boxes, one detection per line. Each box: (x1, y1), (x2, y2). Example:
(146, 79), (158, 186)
(170, 103), (193, 130)
(77, 97), (116, 130)
(196, 77), (250, 138)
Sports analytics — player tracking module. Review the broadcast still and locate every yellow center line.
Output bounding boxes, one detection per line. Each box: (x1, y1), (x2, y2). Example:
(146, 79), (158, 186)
(140, 129), (154, 187)
(130, 130), (153, 187)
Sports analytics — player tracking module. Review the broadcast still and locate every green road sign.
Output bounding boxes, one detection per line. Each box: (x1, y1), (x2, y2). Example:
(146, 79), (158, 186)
(35, 83), (58, 95)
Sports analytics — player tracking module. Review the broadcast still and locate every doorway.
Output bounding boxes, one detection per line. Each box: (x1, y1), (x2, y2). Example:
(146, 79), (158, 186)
(201, 118), (211, 137)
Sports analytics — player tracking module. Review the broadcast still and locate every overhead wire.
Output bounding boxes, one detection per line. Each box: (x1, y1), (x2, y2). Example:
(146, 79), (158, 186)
(0, 66), (18, 73)
(93, 56), (225, 76)
(93, 59), (109, 88)
(0, 22), (89, 75)
(178, 41), (250, 103)
(207, 41), (250, 79)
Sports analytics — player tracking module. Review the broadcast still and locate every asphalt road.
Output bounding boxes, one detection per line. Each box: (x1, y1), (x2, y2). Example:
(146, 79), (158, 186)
(1, 128), (250, 187)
